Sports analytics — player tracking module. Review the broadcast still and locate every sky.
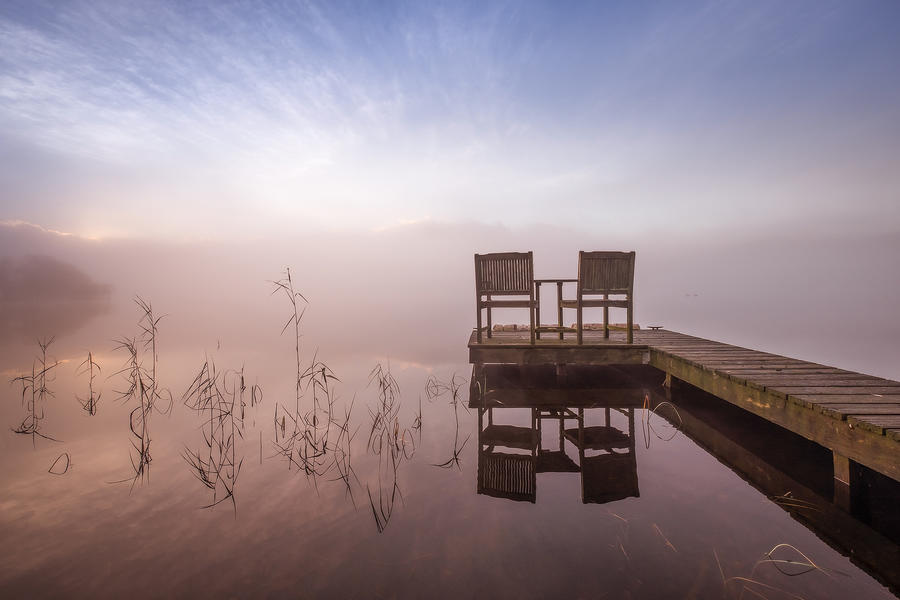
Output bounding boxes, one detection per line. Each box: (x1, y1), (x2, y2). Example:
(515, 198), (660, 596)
(1, 0), (899, 240)
(1, 1), (899, 380)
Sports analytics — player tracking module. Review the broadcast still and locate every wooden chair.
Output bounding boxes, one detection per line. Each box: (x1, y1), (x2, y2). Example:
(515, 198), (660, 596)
(474, 252), (535, 344)
(561, 251), (635, 344)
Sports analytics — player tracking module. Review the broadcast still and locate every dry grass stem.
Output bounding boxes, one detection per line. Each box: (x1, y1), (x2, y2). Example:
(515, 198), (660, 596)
(11, 337), (60, 445)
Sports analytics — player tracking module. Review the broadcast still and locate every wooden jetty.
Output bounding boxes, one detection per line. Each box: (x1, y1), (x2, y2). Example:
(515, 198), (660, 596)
(467, 328), (900, 495)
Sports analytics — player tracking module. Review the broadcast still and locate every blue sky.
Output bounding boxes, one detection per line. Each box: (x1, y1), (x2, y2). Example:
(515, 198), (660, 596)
(1, 0), (899, 239)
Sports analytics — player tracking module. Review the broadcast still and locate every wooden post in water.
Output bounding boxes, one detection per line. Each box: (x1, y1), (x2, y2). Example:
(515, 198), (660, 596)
(833, 452), (853, 511)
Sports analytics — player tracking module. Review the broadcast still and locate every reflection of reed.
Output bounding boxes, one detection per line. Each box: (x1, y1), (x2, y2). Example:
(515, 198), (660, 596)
(640, 392), (682, 449)
(48, 452), (70, 475)
(716, 543), (842, 599)
(112, 297), (172, 487)
(426, 374), (470, 470)
(76, 351), (101, 415)
(11, 337), (59, 445)
(366, 363), (416, 533)
(182, 359), (248, 514)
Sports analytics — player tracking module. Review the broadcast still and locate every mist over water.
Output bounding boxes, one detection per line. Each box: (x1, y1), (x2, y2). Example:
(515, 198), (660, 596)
(2, 221), (897, 378)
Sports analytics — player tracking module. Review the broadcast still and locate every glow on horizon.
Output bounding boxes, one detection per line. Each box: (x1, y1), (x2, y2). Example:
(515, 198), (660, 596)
(1, 1), (899, 240)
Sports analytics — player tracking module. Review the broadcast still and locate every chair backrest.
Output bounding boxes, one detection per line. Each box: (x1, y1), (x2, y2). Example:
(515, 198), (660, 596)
(474, 251), (533, 296)
(578, 251), (635, 295)
(478, 451), (536, 503)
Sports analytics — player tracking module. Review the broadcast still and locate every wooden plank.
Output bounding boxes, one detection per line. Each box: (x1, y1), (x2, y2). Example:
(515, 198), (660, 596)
(848, 415), (900, 435)
(790, 394), (900, 408)
(667, 352), (780, 358)
(756, 381), (895, 394)
(720, 367), (847, 374)
(683, 358), (806, 366)
(817, 404), (900, 421)
(769, 386), (900, 399)
(696, 357), (810, 364)
(747, 376), (890, 386)
(720, 374), (885, 393)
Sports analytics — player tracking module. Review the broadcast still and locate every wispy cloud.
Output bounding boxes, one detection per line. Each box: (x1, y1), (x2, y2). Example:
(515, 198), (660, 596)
(1, 1), (898, 238)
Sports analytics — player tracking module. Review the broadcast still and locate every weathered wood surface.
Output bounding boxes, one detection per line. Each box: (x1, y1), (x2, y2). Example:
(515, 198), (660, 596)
(467, 327), (900, 483)
(467, 330), (649, 365)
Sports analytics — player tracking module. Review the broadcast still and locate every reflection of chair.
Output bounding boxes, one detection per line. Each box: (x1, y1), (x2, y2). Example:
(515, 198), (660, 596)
(478, 452), (537, 503)
(474, 252), (535, 344)
(565, 408), (639, 504)
(477, 407), (537, 503)
(560, 251), (635, 344)
(581, 453), (639, 504)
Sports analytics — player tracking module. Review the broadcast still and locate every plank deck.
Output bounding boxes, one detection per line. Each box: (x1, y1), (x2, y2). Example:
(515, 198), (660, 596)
(467, 327), (900, 483)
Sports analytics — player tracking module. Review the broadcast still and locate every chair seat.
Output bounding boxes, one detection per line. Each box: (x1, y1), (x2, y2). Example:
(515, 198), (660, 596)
(481, 424), (539, 450)
(564, 425), (631, 450)
(560, 298), (629, 309)
(480, 299), (535, 309)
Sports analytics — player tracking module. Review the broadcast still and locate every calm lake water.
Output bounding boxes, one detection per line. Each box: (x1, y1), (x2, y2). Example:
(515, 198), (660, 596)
(1, 287), (899, 599)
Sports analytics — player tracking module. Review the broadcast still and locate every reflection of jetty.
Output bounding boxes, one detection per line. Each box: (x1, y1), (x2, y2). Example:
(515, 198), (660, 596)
(473, 364), (641, 504)
(469, 363), (900, 592)
(469, 328), (900, 505)
(661, 383), (900, 592)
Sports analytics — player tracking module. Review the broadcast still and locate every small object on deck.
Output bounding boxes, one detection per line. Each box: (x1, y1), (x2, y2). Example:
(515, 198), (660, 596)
(649, 325), (663, 331)
(570, 323), (640, 331)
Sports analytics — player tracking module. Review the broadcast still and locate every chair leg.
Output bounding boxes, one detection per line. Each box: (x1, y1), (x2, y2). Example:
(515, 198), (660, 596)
(603, 294), (609, 339)
(576, 303), (583, 345)
(476, 303), (483, 344)
(486, 303), (492, 338)
(529, 302), (535, 345)
(626, 298), (633, 344)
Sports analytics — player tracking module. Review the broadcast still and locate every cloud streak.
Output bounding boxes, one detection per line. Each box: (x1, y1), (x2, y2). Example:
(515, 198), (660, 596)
(1, 1), (899, 238)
